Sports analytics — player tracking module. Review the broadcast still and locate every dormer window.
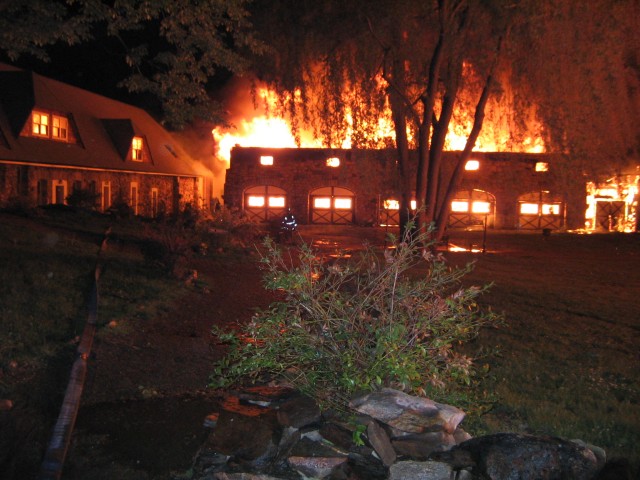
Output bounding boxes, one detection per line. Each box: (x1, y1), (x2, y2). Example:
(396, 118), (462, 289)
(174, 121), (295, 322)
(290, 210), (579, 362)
(132, 136), (144, 161)
(32, 111), (49, 137)
(30, 111), (71, 142)
(51, 115), (68, 140)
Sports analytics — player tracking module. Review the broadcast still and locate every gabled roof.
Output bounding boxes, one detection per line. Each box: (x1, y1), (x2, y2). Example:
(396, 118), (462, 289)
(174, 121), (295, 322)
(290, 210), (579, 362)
(0, 62), (201, 177)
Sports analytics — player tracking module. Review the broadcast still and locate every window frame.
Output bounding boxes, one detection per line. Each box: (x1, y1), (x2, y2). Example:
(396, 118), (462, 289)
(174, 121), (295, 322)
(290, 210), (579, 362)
(32, 111), (49, 137)
(131, 136), (144, 161)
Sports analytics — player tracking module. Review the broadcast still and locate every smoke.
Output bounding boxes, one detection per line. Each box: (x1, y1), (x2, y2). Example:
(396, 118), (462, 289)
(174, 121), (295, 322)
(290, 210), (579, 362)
(171, 119), (227, 199)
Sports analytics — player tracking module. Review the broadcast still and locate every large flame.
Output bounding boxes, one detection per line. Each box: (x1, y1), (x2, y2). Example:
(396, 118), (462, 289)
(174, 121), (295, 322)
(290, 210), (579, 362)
(213, 78), (545, 164)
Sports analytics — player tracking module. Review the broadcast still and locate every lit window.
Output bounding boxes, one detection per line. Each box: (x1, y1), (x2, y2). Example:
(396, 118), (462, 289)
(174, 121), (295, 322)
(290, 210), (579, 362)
(32, 111), (49, 136)
(335, 198), (352, 209)
(597, 188), (617, 198)
(132, 136), (144, 161)
(384, 199), (399, 210)
(326, 157), (340, 167)
(314, 197), (331, 209)
(384, 199), (418, 210)
(520, 203), (539, 214)
(51, 115), (68, 140)
(542, 204), (560, 215)
(247, 195), (265, 207)
(268, 196), (286, 207)
(451, 201), (469, 212)
(465, 160), (480, 171)
(472, 201), (491, 214)
(535, 162), (549, 172)
(260, 155), (274, 165)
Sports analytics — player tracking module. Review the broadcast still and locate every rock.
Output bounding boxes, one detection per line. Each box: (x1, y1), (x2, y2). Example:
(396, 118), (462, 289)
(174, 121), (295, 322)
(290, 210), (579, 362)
(289, 436), (347, 458)
(211, 473), (290, 479)
(349, 388), (465, 434)
(206, 409), (281, 468)
(366, 419), (397, 467)
(318, 422), (356, 451)
(191, 450), (230, 477)
(452, 432), (600, 480)
(288, 456), (348, 479)
(453, 427), (472, 444)
(389, 460), (453, 480)
(273, 426), (300, 466)
(347, 446), (388, 480)
(277, 394), (321, 428)
(571, 438), (607, 469)
(391, 431), (457, 460)
(286, 436), (349, 479)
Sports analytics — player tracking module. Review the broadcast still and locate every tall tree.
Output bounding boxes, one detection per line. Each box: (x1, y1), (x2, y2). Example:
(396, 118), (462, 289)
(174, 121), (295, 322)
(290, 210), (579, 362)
(0, 0), (265, 128)
(251, 0), (639, 239)
(252, 0), (523, 239)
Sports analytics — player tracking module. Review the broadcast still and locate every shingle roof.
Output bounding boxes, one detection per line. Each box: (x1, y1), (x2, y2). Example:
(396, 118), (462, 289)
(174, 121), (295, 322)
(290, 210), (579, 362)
(0, 63), (201, 177)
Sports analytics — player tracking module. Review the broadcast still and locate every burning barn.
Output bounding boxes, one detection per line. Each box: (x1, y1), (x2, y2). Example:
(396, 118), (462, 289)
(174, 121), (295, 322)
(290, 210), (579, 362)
(223, 146), (599, 231)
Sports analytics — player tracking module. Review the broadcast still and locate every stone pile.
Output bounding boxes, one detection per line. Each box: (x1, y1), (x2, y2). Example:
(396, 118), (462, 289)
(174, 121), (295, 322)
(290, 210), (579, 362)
(183, 386), (624, 480)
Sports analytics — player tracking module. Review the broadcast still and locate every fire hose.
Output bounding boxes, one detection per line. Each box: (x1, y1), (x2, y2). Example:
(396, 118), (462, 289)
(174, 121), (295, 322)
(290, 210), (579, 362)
(39, 227), (112, 480)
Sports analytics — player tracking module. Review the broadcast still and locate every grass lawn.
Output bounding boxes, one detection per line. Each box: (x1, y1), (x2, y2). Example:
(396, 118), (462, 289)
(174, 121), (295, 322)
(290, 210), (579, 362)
(444, 230), (640, 470)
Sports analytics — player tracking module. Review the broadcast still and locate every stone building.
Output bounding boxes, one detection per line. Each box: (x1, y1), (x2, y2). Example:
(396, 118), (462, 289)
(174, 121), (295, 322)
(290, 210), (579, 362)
(0, 63), (208, 216)
(224, 146), (587, 231)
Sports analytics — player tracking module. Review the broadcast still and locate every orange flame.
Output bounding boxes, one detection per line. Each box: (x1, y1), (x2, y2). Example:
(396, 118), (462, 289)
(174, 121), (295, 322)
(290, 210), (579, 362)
(212, 78), (545, 164)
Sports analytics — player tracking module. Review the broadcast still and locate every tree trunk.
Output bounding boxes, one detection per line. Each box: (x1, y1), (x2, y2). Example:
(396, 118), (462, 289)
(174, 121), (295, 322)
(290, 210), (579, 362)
(415, 29), (445, 234)
(433, 73), (493, 242)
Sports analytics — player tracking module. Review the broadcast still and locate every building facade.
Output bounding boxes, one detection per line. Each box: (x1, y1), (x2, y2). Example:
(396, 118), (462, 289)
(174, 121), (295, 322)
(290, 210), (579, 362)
(224, 146), (588, 231)
(0, 63), (206, 216)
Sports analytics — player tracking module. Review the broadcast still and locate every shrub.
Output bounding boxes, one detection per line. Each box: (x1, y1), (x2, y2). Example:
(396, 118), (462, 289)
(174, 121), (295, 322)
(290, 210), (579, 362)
(140, 221), (195, 276)
(211, 223), (503, 411)
(66, 188), (99, 210)
(204, 206), (264, 248)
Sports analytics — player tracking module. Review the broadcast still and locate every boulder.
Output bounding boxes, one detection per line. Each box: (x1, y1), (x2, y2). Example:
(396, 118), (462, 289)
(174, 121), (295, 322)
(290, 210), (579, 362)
(276, 394), (321, 428)
(450, 432), (600, 480)
(349, 388), (465, 434)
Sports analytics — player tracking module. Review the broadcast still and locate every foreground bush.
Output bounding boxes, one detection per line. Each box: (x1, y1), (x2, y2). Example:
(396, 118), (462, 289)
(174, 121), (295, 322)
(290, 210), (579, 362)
(211, 225), (502, 411)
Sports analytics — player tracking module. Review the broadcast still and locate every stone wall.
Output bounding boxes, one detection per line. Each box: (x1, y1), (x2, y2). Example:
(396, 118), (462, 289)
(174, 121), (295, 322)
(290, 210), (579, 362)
(224, 147), (585, 230)
(0, 163), (197, 217)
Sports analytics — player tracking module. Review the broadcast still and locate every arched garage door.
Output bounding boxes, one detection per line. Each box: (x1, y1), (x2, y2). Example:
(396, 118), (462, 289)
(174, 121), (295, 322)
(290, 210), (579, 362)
(518, 191), (564, 230)
(310, 186), (355, 224)
(448, 189), (496, 229)
(243, 185), (287, 222)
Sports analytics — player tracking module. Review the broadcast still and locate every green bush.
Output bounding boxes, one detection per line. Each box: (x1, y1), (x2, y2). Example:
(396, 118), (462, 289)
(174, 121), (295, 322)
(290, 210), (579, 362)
(211, 224), (502, 411)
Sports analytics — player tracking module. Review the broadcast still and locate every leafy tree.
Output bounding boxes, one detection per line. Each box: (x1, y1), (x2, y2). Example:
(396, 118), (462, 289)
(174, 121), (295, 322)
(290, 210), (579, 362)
(0, 0), (266, 128)
(250, 0), (640, 239)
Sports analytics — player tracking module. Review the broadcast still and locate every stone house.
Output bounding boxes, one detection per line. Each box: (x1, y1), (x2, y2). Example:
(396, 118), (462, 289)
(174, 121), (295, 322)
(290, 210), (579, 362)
(0, 63), (208, 216)
(224, 146), (587, 231)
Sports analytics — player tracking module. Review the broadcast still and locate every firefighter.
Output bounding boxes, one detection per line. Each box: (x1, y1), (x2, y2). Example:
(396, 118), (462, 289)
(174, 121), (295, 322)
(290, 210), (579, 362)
(280, 208), (298, 243)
